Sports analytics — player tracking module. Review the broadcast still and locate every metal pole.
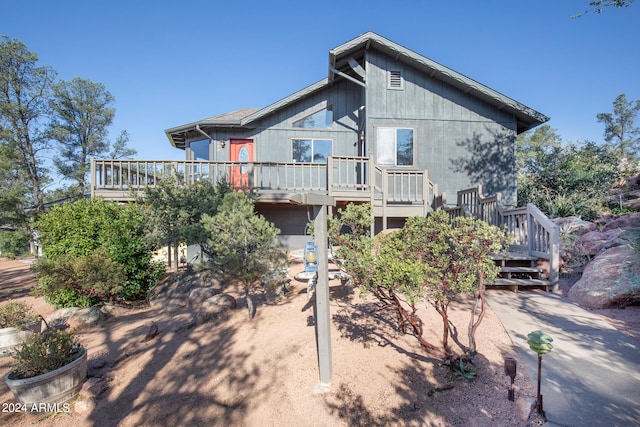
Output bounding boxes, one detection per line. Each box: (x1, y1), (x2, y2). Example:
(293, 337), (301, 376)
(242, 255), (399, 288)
(537, 355), (543, 414)
(314, 205), (332, 393)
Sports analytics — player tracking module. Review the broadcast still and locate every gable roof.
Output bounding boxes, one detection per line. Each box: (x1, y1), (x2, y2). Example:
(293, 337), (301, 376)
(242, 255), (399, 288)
(166, 32), (547, 148)
(328, 32), (548, 133)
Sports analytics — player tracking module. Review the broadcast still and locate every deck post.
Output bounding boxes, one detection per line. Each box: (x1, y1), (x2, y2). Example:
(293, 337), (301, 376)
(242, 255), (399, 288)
(422, 171), (430, 216)
(381, 170), (388, 230)
(549, 224), (560, 292)
(289, 193), (336, 394)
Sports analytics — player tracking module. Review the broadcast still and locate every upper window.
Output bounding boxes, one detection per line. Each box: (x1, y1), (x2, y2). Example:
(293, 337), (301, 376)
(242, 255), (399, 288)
(292, 139), (332, 163)
(189, 139), (209, 160)
(388, 70), (404, 90)
(293, 108), (333, 129)
(377, 128), (413, 166)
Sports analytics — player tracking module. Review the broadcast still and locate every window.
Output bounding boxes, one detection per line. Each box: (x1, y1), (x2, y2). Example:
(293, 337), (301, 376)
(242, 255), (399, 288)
(376, 128), (413, 166)
(292, 139), (332, 163)
(388, 70), (403, 89)
(293, 107), (333, 129)
(189, 139), (209, 160)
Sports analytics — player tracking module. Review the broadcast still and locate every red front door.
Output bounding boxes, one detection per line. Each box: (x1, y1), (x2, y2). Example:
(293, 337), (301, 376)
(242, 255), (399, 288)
(229, 139), (254, 187)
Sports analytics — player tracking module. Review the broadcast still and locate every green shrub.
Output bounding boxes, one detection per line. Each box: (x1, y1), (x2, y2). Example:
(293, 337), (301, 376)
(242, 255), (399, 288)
(0, 230), (30, 258)
(518, 141), (623, 220)
(40, 288), (96, 309)
(8, 329), (82, 379)
(34, 199), (165, 305)
(0, 301), (39, 329)
(32, 250), (127, 307)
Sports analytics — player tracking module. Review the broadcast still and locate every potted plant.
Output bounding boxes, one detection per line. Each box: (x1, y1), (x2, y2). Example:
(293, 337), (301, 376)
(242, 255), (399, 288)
(0, 301), (42, 356)
(4, 328), (87, 411)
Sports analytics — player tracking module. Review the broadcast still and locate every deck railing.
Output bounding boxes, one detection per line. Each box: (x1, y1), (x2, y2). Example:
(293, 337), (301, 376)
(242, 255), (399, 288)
(90, 157), (435, 208)
(373, 166), (434, 205)
(501, 203), (560, 284)
(440, 186), (560, 285)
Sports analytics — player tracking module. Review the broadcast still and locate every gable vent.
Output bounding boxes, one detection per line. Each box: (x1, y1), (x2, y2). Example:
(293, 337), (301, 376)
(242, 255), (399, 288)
(388, 70), (403, 89)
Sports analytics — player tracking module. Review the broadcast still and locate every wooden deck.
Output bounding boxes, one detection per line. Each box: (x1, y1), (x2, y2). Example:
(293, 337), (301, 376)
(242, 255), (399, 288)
(90, 156), (436, 221)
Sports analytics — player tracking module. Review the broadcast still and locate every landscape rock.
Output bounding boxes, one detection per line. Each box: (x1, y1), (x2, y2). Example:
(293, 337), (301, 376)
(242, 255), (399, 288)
(602, 212), (640, 231)
(142, 324), (159, 342)
(164, 298), (187, 313)
(45, 307), (79, 323)
(205, 276), (224, 294)
(44, 307), (80, 329)
(67, 306), (105, 329)
(205, 293), (236, 310)
(574, 228), (624, 256)
(554, 216), (596, 236)
(100, 304), (129, 317)
(188, 287), (219, 308)
(515, 397), (536, 421)
(74, 398), (96, 416)
(87, 356), (108, 377)
(194, 293), (236, 325)
(149, 269), (225, 310)
(80, 377), (108, 399)
(568, 245), (640, 308)
(261, 268), (292, 302)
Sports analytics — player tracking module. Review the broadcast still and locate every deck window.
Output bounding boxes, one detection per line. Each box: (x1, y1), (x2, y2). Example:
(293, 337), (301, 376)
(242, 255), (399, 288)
(377, 128), (413, 166)
(293, 108), (333, 129)
(292, 139), (332, 163)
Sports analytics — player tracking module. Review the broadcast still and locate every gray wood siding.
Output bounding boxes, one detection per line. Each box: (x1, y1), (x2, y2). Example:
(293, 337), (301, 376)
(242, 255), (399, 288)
(253, 79), (363, 161)
(365, 50), (518, 205)
(185, 79), (364, 163)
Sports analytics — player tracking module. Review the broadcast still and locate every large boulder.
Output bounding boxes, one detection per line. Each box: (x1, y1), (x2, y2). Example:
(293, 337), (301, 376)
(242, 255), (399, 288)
(602, 212), (640, 231)
(574, 229), (624, 256)
(67, 307), (105, 329)
(568, 245), (640, 308)
(148, 270), (223, 310)
(194, 294), (236, 325)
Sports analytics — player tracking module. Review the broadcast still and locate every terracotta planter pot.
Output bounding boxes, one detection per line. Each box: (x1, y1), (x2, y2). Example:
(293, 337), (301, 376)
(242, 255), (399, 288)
(4, 347), (87, 411)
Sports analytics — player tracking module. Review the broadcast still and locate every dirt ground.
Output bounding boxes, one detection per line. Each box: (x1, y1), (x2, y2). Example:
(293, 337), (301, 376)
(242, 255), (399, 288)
(0, 257), (637, 427)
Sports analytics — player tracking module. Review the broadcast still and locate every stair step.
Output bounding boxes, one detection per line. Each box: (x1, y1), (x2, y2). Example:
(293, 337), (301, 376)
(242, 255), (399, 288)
(491, 253), (538, 261)
(500, 267), (544, 274)
(489, 278), (551, 293)
(491, 278), (550, 286)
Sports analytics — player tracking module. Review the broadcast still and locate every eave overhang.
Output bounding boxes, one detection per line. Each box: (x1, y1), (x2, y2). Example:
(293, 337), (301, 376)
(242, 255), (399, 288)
(165, 108), (260, 149)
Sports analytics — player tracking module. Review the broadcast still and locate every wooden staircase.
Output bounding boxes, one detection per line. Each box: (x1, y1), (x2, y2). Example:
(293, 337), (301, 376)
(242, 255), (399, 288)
(437, 185), (560, 293)
(490, 253), (552, 292)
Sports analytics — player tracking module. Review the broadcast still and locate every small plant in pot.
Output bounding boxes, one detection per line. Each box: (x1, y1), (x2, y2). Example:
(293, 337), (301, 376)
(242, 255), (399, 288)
(4, 328), (87, 412)
(0, 301), (42, 356)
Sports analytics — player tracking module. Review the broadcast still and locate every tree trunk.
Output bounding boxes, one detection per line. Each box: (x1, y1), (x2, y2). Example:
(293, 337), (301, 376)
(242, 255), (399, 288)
(468, 271), (486, 355)
(388, 290), (448, 359)
(173, 244), (179, 272)
(245, 285), (256, 319)
(435, 302), (452, 355)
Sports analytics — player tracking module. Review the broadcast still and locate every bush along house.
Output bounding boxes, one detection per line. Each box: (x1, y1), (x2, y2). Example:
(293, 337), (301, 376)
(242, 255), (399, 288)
(90, 32), (559, 290)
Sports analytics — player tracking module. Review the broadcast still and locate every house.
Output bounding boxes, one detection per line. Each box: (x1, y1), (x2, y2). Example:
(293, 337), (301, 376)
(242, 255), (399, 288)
(91, 31), (548, 250)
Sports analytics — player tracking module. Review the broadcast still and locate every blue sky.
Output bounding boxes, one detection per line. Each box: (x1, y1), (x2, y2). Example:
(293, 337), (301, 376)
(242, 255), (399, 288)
(2, 1), (639, 170)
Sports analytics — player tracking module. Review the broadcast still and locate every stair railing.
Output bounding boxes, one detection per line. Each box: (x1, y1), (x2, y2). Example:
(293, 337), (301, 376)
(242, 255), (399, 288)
(438, 187), (560, 288)
(501, 204), (560, 286)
